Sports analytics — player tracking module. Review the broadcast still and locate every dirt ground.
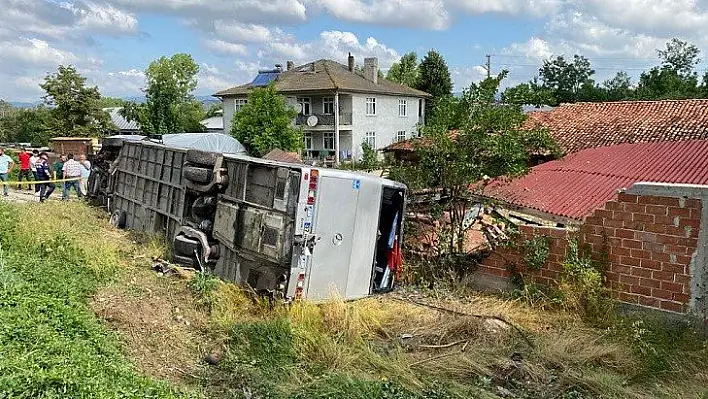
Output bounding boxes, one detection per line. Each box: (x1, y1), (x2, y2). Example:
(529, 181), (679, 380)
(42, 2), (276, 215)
(90, 259), (213, 384)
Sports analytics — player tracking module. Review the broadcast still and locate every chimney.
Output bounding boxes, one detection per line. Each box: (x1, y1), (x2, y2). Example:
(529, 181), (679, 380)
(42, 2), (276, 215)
(287, 60), (294, 70)
(363, 57), (378, 84)
(348, 52), (355, 72)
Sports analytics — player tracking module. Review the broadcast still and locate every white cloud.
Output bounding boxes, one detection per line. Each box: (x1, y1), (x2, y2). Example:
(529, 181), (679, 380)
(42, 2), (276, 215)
(451, 65), (488, 90)
(118, 69), (145, 78)
(0, 38), (77, 67)
(580, 0), (708, 37)
(262, 30), (400, 69)
(113, 0), (308, 24)
(76, 2), (138, 35)
(205, 40), (249, 56)
(213, 22), (283, 43)
(505, 37), (554, 60)
(196, 61), (262, 94)
(86, 67), (145, 98)
(315, 0), (449, 30)
(445, 0), (564, 17)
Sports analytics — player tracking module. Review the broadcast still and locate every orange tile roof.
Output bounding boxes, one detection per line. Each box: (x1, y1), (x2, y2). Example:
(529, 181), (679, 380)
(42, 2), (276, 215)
(526, 99), (708, 154)
(262, 148), (302, 164)
(483, 139), (708, 221)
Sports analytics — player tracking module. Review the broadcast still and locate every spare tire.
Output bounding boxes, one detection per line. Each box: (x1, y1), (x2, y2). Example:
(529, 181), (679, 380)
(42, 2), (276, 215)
(191, 196), (217, 219)
(186, 149), (219, 167)
(183, 166), (213, 184)
(109, 210), (127, 229)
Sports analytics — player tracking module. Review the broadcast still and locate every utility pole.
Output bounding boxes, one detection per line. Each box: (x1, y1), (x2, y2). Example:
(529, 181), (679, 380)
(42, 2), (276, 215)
(485, 54), (491, 78)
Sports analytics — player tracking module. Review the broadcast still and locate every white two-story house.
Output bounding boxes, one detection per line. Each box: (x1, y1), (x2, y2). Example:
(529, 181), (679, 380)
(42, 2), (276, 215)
(215, 54), (431, 163)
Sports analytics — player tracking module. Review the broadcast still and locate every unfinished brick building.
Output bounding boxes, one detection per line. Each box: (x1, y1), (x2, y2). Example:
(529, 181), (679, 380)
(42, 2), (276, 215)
(479, 140), (708, 318)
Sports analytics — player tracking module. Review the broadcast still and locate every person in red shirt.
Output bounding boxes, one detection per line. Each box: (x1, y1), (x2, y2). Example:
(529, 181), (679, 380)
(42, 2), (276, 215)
(17, 148), (32, 191)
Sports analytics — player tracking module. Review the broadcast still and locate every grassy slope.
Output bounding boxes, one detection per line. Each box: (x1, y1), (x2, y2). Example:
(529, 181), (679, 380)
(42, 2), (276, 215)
(1, 200), (708, 399)
(0, 201), (196, 398)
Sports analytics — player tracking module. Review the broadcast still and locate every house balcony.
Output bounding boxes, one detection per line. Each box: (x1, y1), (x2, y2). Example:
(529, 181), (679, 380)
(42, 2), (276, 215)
(295, 113), (352, 128)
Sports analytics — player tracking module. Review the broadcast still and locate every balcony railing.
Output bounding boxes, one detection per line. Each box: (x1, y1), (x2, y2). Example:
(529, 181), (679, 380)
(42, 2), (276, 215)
(295, 113), (352, 126)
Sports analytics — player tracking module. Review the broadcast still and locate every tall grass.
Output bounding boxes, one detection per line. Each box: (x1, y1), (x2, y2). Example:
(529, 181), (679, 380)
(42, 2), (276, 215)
(0, 201), (195, 398)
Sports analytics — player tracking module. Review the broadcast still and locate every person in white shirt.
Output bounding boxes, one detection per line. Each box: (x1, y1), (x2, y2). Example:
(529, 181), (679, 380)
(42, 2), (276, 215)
(78, 154), (91, 195)
(29, 150), (40, 195)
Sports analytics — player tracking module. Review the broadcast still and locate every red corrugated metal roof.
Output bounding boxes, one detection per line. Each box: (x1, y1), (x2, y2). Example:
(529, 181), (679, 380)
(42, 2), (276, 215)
(526, 99), (708, 154)
(483, 139), (708, 221)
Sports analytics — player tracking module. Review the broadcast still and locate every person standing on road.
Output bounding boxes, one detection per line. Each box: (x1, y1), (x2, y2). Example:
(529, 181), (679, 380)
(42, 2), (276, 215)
(0, 147), (15, 197)
(78, 154), (91, 195)
(53, 154), (66, 181)
(62, 154), (83, 200)
(30, 150), (40, 195)
(17, 148), (32, 191)
(36, 152), (54, 202)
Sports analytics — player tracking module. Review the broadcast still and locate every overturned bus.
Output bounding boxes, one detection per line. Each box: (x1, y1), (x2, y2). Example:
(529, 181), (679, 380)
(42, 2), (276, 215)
(91, 138), (406, 301)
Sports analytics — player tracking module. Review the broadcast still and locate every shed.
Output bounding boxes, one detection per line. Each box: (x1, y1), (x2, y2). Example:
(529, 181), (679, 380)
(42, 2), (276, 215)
(51, 137), (99, 156)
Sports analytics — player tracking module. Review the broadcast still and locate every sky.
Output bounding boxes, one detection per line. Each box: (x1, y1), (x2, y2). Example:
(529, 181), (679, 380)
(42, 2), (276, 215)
(2, 0), (708, 102)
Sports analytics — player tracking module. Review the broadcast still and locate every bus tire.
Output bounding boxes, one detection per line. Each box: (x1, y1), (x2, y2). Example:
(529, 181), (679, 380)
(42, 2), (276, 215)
(173, 234), (202, 257)
(183, 166), (213, 184)
(186, 149), (219, 167)
(172, 253), (198, 268)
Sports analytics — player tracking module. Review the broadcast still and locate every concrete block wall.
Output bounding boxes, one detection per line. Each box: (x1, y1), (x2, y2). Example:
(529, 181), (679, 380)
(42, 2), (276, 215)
(478, 192), (703, 314)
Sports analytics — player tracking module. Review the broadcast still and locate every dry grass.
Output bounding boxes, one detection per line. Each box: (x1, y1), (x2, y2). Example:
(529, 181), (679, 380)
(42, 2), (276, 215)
(13, 201), (707, 398)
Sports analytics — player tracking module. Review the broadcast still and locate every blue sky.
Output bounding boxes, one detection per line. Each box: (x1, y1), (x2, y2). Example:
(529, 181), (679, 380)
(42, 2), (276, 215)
(1, 0), (705, 102)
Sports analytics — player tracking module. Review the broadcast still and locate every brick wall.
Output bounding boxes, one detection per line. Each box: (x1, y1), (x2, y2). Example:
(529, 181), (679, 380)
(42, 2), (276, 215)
(478, 193), (702, 314)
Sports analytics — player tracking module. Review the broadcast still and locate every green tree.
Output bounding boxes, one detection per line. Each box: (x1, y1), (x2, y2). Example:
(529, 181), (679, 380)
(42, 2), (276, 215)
(501, 78), (556, 106)
(386, 52), (419, 87)
(230, 84), (303, 157)
(40, 65), (113, 137)
(417, 50), (453, 121)
(392, 71), (559, 255)
(122, 53), (201, 135)
(97, 97), (127, 108)
(0, 100), (13, 119)
(636, 38), (701, 100)
(539, 55), (596, 104)
(602, 71), (633, 101)
(658, 38), (700, 76)
(0, 107), (53, 145)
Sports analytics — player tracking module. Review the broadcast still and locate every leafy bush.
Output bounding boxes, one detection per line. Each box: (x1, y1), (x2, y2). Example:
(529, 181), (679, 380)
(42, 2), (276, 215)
(522, 235), (550, 270)
(558, 239), (613, 322)
(359, 142), (380, 171)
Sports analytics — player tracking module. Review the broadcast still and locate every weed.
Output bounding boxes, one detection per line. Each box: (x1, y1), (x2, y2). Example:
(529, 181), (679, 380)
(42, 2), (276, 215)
(558, 239), (614, 323)
(188, 271), (220, 310)
(522, 235), (550, 271)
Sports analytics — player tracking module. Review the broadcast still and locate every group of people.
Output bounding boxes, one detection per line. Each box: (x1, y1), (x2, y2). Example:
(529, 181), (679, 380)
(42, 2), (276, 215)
(0, 147), (91, 202)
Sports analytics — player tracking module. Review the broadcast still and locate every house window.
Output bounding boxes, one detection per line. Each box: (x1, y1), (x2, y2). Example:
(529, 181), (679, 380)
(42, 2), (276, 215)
(297, 97), (311, 115)
(234, 98), (248, 112)
(398, 99), (407, 117)
(364, 131), (376, 148)
(365, 97), (376, 116)
(323, 132), (335, 150)
(304, 132), (313, 150)
(396, 130), (407, 142)
(322, 97), (334, 114)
